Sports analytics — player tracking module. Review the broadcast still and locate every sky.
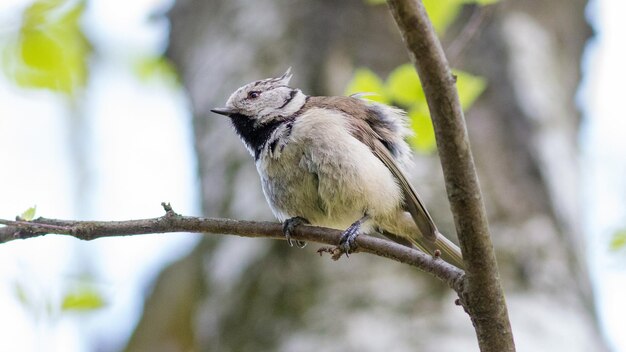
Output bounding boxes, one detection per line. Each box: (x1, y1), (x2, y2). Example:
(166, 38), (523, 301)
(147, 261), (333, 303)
(0, 0), (199, 350)
(0, 0), (624, 351)
(582, 1), (626, 351)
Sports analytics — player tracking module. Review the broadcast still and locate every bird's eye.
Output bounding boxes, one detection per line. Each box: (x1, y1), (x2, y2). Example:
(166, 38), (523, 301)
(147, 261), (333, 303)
(247, 91), (260, 99)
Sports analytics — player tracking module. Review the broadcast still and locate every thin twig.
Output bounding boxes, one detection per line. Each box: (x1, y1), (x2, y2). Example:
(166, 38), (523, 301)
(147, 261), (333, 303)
(446, 5), (495, 67)
(0, 204), (464, 292)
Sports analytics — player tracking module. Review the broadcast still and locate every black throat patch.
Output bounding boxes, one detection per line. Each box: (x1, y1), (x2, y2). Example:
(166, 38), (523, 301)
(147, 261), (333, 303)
(229, 113), (294, 160)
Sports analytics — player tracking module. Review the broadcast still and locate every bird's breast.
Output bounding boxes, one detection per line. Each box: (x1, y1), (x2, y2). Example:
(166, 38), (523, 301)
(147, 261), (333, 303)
(255, 107), (404, 228)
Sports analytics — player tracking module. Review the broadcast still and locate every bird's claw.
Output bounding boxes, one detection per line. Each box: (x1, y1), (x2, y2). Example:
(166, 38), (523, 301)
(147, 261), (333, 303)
(338, 222), (361, 257)
(283, 217), (308, 248)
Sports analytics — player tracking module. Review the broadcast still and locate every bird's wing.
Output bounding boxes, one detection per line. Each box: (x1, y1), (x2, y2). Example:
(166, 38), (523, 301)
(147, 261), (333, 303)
(366, 119), (464, 267)
(305, 96), (437, 240)
(369, 139), (438, 241)
(306, 96), (463, 266)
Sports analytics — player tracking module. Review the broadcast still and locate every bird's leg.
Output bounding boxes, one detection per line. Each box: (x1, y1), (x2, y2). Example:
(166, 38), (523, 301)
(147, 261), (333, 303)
(339, 215), (369, 256)
(282, 216), (309, 248)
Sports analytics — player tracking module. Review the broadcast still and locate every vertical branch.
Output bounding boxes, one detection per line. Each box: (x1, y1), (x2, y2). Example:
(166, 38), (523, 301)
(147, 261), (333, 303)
(385, 1), (515, 351)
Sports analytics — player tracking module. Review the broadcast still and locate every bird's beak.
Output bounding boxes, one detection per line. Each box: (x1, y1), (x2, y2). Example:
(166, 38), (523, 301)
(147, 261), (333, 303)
(210, 107), (236, 117)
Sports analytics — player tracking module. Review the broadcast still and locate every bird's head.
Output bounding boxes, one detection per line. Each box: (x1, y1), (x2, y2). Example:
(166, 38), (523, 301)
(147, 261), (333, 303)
(211, 68), (306, 124)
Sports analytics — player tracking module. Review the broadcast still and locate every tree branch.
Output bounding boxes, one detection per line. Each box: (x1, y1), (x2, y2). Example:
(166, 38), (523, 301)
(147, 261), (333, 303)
(385, 1), (515, 351)
(0, 203), (464, 293)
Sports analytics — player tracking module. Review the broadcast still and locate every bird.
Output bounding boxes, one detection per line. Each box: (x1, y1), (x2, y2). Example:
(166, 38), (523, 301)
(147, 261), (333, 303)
(211, 68), (464, 268)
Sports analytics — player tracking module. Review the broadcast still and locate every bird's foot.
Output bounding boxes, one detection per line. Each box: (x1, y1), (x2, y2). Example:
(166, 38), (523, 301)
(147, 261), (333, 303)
(283, 217), (309, 248)
(338, 216), (368, 257)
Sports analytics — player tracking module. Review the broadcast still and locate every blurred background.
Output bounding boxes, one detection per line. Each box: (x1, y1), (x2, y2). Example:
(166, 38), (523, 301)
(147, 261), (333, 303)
(0, 0), (623, 351)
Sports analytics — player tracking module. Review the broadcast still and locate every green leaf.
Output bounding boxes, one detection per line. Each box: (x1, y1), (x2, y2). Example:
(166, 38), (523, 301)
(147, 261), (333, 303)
(366, 0), (501, 6)
(610, 229), (626, 251)
(344, 65), (486, 156)
(133, 55), (178, 85)
(464, 0), (501, 4)
(344, 68), (389, 103)
(20, 206), (37, 221)
(385, 63), (425, 108)
(61, 286), (106, 312)
(364, 0), (500, 32)
(454, 69), (486, 109)
(423, 0), (464, 34)
(408, 107), (437, 153)
(2, 0), (91, 95)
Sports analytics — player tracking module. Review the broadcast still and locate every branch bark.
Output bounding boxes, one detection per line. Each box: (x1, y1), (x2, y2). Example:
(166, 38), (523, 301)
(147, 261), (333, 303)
(386, 0), (515, 351)
(0, 203), (464, 292)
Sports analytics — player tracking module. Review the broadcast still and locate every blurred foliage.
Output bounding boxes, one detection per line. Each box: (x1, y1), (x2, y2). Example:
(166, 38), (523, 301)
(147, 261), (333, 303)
(345, 64), (485, 153)
(610, 229), (626, 251)
(365, 0), (500, 34)
(344, 68), (387, 103)
(132, 55), (179, 86)
(19, 205), (37, 221)
(1, 0), (91, 96)
(61, 284), (107, 312)
(347, 0), (494, 153)
(12, 275), (106, 326)
(13, 280), (36, 312)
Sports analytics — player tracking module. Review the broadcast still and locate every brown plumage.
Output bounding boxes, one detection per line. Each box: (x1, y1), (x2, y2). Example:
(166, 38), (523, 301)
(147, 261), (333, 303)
(304, 96), (462, 266)
(304, 96), (438, 240)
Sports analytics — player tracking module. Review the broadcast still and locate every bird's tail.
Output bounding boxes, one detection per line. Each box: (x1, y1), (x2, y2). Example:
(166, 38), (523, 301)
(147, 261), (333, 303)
(408, 232), (464, 269)
(382, 230), (464, 269)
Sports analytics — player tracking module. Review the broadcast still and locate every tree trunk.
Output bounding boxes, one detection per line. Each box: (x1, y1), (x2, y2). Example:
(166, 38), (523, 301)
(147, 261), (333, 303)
(125, 1), (605, 351)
